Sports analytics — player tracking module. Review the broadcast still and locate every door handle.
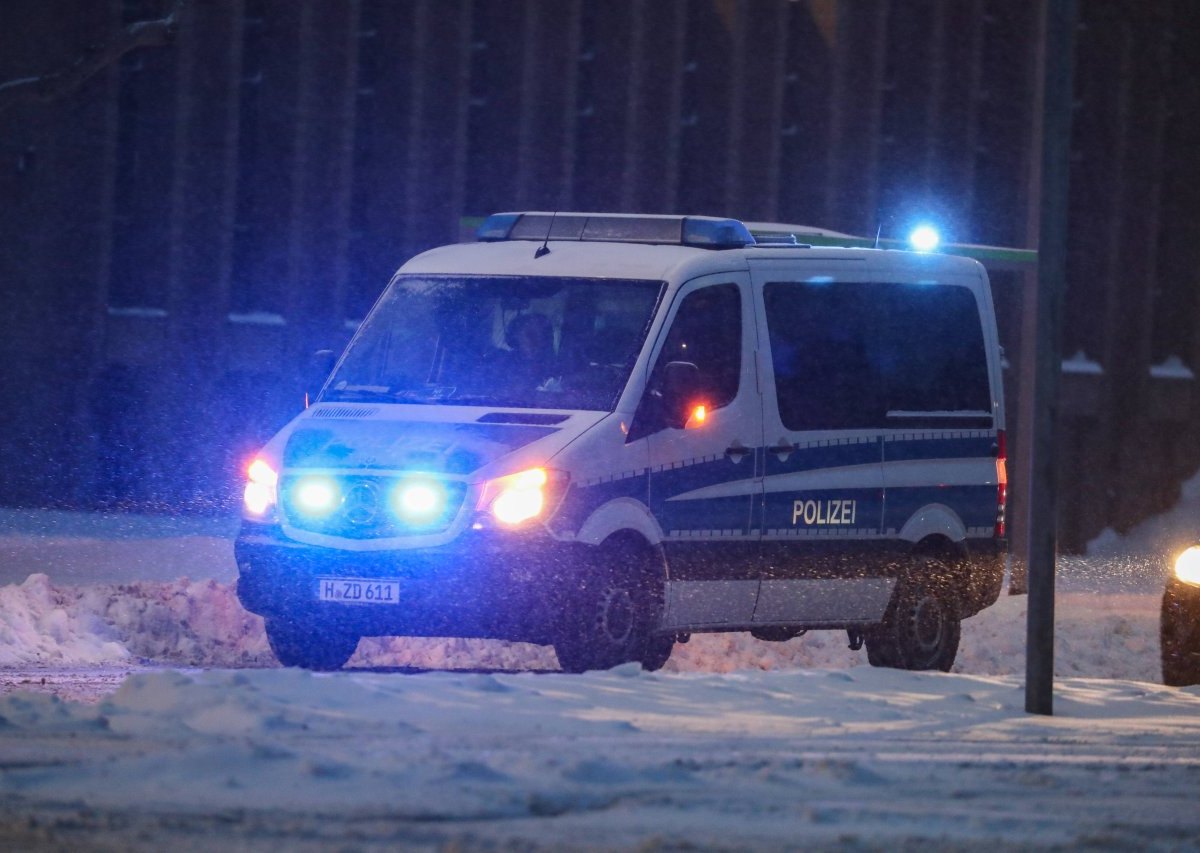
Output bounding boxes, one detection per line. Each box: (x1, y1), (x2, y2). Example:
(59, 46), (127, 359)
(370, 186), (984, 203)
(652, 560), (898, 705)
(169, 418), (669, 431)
(767, 439), (796, 459)
(724, 443), (751, 462)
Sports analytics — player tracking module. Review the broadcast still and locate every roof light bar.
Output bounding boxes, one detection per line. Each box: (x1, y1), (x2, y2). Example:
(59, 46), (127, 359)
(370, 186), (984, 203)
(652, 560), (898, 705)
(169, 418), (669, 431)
(476, 212), (756, 250)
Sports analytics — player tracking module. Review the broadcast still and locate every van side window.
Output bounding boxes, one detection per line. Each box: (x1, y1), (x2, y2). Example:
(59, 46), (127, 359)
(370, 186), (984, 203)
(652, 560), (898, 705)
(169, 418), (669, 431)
(652, 283), (742, 409)
(876, 284), (990, 414)
(765, 281), (990, 431)
(765, 282), (880, 430)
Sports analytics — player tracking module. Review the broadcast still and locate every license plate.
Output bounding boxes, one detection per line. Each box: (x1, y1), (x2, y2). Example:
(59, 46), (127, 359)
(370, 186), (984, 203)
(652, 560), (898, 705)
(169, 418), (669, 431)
(317, 577), (400, 604)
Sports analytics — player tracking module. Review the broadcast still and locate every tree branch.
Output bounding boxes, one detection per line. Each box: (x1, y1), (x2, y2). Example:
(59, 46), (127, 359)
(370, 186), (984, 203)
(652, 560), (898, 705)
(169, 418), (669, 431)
(0, 0), (185, 115)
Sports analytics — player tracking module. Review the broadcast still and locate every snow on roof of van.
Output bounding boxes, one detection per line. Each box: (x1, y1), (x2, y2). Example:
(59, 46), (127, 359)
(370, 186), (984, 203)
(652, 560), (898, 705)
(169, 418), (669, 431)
(399, 237), (737, 281)
(400, 230), (989, 283)
(744, 221), (860, 239)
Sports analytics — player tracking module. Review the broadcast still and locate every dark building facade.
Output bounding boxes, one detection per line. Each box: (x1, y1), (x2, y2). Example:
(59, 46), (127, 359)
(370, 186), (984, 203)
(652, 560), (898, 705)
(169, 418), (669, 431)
(1, 0), (1198, 553)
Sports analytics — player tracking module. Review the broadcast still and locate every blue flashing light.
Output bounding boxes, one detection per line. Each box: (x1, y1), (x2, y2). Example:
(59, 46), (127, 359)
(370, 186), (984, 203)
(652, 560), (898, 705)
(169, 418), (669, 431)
(476, 213), (521, 241)
(392, 478), (446, 523)
(475, 212), (755, 250)
(294, 477), (340, 517)
(909, 224), (941, 252)
(680, 217), (756, 249)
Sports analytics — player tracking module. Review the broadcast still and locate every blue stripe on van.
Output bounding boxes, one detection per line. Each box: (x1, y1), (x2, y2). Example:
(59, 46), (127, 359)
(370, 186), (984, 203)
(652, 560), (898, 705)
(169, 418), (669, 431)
(652, 456), (756, 535)
(883, 435), (995, 461)
(549, 472), (647, 537)
(548, 434), (997, 540)
(883, 484), (997, 533)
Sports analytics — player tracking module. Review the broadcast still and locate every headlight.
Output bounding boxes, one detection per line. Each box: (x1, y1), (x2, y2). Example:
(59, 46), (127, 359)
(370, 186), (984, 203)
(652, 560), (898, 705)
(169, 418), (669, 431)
(243, 458), (278, 518)
(476, 468), (566, 527)
(1175, 545), (1200, 586)
(391, 478), (445, 523)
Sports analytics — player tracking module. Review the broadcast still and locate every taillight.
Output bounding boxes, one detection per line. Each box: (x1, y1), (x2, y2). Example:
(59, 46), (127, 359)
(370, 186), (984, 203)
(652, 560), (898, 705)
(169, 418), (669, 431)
(994, 430), (1007, 538)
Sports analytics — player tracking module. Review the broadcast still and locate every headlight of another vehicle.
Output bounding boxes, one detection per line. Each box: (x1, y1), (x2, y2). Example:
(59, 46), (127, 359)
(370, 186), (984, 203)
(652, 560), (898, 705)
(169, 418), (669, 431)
(1175, 545), (1200, 586)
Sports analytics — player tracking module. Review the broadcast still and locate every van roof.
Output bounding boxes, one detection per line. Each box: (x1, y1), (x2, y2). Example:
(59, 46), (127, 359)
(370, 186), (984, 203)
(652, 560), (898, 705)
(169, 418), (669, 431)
(400, 212), (988, 282)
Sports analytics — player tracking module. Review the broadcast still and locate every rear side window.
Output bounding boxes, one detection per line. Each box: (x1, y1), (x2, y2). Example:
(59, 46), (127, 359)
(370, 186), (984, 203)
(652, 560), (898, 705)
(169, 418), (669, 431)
(764, 281), (990, 431)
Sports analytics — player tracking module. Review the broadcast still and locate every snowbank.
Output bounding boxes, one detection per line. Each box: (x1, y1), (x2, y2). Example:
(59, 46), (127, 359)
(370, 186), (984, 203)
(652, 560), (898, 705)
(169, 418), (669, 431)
(0, 573), (1166, 682)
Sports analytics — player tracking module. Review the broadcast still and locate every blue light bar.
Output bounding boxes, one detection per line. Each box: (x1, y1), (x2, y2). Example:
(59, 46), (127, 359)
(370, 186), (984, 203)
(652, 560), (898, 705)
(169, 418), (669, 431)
(475, 212), (755, 250)
(476, 212), (521, 241)
(680, 217), (756, 248)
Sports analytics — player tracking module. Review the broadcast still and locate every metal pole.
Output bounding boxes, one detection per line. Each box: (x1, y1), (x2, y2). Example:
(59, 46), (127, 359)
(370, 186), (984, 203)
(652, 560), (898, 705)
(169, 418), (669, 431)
(1026, 0), (1077, 716)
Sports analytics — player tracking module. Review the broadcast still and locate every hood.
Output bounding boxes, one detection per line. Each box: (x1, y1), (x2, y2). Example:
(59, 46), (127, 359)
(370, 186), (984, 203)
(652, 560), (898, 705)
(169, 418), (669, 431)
(279, 406), (597, 478)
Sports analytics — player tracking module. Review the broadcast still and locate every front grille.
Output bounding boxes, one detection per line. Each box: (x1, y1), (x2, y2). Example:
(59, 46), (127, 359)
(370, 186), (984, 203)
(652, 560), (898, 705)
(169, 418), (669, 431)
(310, 406), (381, 419)
(280, 474), (467, 539)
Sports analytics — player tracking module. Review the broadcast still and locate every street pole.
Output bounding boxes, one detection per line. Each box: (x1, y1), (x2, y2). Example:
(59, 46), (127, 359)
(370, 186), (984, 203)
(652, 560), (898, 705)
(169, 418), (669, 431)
(1026, 0), (1077, 716)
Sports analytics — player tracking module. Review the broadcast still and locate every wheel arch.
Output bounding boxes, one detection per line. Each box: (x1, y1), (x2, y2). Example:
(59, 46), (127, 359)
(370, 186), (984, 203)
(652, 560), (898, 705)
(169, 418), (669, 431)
(897, 503), (968, 546)
(573, 496), (665, 547)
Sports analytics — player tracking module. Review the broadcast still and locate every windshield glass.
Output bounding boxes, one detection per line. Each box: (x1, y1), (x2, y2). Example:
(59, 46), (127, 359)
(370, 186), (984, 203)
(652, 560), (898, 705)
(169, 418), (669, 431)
(324, 275), (665, 410)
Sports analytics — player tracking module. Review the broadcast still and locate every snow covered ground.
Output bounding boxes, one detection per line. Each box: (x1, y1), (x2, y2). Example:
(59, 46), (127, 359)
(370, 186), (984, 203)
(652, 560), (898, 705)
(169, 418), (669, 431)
(0, 473), (1197, 849)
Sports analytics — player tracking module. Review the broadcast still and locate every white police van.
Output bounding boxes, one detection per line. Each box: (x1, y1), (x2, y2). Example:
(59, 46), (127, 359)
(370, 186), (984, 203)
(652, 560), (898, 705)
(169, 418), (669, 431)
(236, 212), (1008, 673)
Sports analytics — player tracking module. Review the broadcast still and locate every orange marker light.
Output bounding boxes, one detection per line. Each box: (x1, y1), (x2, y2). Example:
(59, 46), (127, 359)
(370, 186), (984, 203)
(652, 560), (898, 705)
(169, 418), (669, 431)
(243, 457), (279, 517)
(685, 404), (707, 429)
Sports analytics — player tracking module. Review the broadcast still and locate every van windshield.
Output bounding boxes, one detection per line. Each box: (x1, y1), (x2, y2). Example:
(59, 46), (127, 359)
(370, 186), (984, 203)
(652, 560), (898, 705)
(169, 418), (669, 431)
(323, 275), (665, 410)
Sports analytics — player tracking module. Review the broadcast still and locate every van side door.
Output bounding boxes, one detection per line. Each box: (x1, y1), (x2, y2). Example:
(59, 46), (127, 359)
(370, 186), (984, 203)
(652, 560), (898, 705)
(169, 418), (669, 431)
(749, 263), (893, 627)
(630, 273), (764, 628)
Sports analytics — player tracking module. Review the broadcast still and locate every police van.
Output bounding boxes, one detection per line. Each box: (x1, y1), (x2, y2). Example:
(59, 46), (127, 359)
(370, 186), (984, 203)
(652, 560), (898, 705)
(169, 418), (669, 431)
(235, 212), (1008, 673)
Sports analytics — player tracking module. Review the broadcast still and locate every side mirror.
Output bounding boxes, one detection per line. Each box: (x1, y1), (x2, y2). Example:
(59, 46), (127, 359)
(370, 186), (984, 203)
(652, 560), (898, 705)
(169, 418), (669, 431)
(661, 361), (701, 429)
(304, 349), (338, 406)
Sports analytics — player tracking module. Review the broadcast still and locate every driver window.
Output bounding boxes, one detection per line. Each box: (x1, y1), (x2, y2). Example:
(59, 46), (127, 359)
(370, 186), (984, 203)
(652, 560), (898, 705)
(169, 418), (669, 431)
(650, 283), (742, 410)
(627, 283), (742, 441)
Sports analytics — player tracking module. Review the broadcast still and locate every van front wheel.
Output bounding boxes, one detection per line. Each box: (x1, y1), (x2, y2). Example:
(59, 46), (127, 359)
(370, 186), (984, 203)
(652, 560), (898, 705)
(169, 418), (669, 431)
(554, 551), (671, 673)
(865, 580), (961, 672)
(266, 619), (360, 671)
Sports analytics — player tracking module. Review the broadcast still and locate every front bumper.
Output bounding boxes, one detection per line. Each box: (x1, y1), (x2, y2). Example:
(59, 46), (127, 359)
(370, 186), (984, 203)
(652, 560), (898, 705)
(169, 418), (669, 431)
(235, 521), (583, 644)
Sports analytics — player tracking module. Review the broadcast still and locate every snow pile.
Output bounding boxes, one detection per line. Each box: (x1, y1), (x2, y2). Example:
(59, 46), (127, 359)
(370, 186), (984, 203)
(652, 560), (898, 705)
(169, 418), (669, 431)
(0, 574), (128, 666)
(0, 573), (1166, 681)
(667, 591), (1162, 681)
(0, 666), (1197, 849)
(0, 574), (271, 668)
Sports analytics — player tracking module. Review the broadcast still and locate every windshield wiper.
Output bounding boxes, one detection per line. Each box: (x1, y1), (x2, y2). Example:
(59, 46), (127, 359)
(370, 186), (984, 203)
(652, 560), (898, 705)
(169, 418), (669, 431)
(321, 387), (403, 403)
(322, 386), (450, 404)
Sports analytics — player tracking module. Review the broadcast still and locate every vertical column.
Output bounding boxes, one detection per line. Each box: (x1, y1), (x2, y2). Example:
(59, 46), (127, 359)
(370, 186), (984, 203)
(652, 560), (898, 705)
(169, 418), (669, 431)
(403, 0), (475, 257)
(1099, 8), (1171, 534)
(778, 0), (837, 226)
(721, 0), (747, 217)
(161, 0), (245, 501)
(513, 0), (581, 211)
(825, 0), (890, 232)
(0, 1), (122, 504)
(621, 0), (687, 213)
(727, 0), (789, 221)
(284, 0), (360, 363)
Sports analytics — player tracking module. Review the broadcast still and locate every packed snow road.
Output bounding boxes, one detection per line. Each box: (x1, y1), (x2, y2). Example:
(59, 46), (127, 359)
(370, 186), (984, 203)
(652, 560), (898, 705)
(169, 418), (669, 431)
(1, 665), (1199, 851)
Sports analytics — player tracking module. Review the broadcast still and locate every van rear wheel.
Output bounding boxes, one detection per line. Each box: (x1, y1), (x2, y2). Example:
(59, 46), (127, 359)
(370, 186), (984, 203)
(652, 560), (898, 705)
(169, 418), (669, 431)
(866, 578), (961, 672)
(554, 543), (671, 673)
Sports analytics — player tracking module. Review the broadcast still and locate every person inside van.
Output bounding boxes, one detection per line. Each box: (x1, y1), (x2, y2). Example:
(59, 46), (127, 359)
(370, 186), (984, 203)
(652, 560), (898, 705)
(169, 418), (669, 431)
(504, 312), (561, 392)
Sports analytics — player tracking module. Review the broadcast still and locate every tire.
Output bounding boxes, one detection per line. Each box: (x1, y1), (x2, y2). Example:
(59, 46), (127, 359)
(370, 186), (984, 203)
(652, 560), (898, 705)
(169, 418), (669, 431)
(554, 541), (671, 673)
(1161, 582), (1200, 687)
(866, 575), (961, 672)
(266, 619), (360, 671)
